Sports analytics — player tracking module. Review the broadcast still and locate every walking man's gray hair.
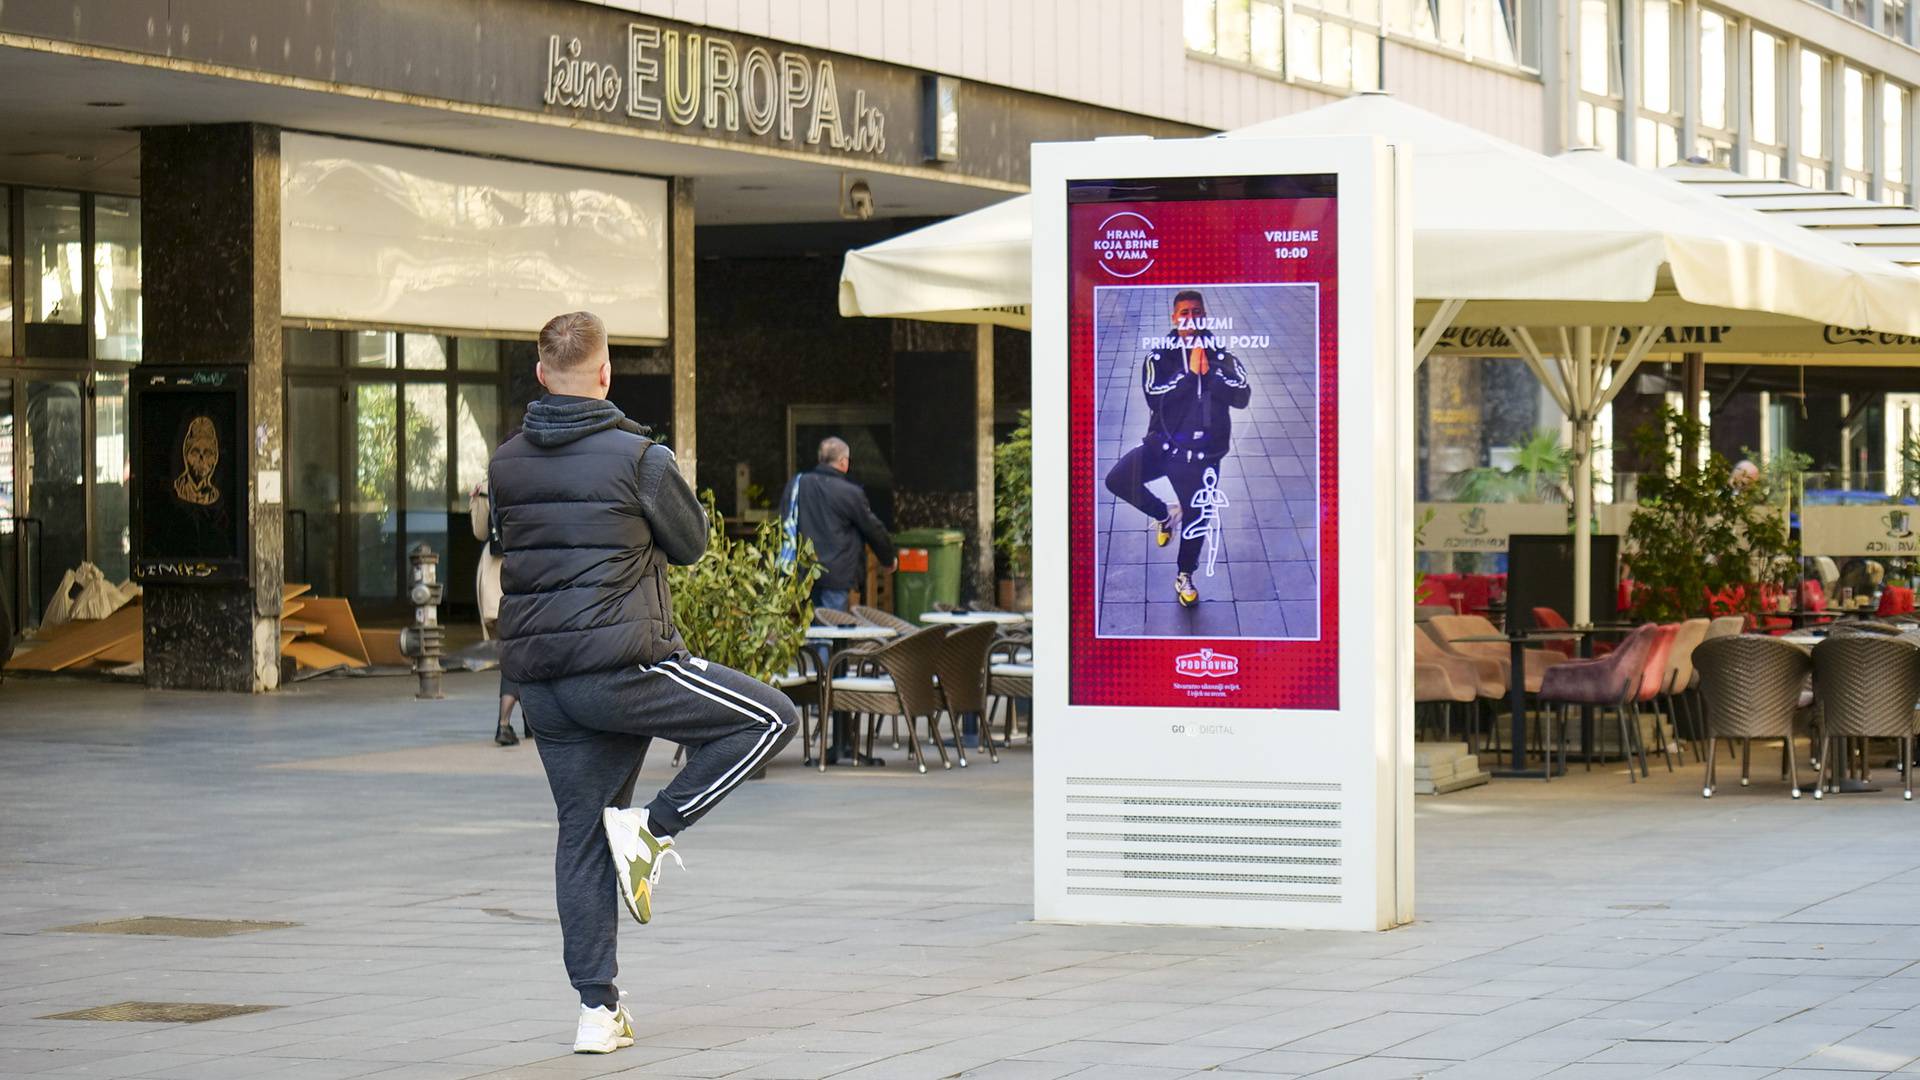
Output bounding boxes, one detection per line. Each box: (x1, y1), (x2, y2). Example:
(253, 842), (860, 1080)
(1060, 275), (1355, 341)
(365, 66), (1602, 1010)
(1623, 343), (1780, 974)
(817, 436), (850, 466)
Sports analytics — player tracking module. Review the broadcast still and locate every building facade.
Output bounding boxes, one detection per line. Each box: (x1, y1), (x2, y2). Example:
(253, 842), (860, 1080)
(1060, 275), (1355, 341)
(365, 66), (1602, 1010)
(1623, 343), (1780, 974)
(1, 0), (1916, 687)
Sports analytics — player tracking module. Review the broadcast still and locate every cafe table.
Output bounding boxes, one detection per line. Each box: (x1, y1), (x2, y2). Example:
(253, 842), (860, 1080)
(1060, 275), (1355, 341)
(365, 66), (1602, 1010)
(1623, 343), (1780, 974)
(803, 624), (898, 766)
(1451, 626), (1629, 777)
(919, 610), (1029, 626)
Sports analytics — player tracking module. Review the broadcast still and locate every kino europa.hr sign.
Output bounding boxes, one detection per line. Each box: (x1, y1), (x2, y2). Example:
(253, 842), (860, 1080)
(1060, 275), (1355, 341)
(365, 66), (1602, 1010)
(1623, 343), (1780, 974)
(543, 23), (887, 155)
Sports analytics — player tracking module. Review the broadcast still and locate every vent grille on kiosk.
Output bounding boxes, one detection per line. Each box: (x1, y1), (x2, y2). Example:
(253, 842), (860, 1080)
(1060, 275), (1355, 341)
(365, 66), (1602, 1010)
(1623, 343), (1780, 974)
(1062, 775), (1343, 904)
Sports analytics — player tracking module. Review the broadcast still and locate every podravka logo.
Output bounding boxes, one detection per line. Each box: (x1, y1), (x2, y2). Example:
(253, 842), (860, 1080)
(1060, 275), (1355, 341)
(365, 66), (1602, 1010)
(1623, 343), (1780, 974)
(1174, 647), (1240, 678)
(1093, 211), (1158, 278)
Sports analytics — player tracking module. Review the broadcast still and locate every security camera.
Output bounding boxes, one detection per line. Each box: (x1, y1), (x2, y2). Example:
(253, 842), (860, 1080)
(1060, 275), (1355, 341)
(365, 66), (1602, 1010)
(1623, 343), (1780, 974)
(842, 177), (875, 220)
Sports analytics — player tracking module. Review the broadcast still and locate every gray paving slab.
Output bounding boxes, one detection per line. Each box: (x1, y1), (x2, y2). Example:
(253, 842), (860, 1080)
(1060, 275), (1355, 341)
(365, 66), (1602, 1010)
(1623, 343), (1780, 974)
(7, 676), (1920, 1080)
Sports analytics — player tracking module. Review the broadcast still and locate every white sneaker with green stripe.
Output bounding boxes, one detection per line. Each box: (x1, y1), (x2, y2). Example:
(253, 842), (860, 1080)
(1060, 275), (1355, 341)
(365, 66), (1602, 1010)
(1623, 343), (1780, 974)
(602, 806), (682, 924)
(573, 993), (635, 1054)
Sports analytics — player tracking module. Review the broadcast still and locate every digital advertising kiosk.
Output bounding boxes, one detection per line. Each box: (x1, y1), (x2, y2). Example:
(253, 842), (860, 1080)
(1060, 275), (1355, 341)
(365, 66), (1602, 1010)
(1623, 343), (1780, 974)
(1030, 136), (1414, 931)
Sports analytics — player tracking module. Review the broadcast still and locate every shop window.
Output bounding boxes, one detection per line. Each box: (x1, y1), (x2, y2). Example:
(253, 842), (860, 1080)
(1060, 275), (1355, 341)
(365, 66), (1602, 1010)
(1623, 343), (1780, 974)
(1634, 0), (1681, 166)
(92, 373), (129, 582)
(1694, 9), (1736, 167)
(1291, 0), (1383, 90)
(403, 333), (449, 371)
(1799, 47), (1832, 189)
(456, 337), (501, 372)
(455, 383), (500, 511)
(1842, 65), (1871, 198)
(353, 330), (397, 369)
(1748, 29), (1786, 177)
(92, 195), (141, 363)
(23, 190), (84, 358)
(403, 383), (450, 567)
(1884, 82), (1908, 204)
(286, 328), (343, 367)
(0, 190), (11, 356)
(1577, 0), (1622, 154)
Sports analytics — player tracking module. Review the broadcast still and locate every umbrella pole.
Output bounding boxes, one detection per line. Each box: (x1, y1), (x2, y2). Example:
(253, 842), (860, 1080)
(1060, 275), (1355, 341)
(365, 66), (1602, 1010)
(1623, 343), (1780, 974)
(1572, 328), (1594, 627)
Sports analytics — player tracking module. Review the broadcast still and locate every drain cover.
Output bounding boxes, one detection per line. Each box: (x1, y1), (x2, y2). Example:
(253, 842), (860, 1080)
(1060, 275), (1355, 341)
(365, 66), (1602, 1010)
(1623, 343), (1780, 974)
(40, 1001), (280, 1023)
(49, 916), (299, 938)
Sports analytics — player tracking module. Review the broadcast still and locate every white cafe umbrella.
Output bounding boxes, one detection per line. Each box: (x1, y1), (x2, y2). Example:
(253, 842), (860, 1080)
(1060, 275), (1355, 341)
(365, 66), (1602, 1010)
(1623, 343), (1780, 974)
(840, 94), (1920, 621)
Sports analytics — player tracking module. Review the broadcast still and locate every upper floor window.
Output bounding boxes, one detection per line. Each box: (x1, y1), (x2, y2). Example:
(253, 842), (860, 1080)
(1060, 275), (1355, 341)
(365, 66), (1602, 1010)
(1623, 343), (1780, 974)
(1694, 8), (1735, 167)
(1798, 46), (1832, 189)
(1576, 0), (1622, 154)
(1635, 0), (1681, 165)
(1748, 28), (1786, 178)
(1842, 65), (1871, 197)
(1185, 0), (1381, 89)
(1885, 81), (1909, 204)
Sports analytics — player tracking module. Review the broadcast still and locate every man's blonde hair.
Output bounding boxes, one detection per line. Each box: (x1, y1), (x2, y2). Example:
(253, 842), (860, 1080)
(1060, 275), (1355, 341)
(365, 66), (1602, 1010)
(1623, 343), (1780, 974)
(537, 311), (607, 373)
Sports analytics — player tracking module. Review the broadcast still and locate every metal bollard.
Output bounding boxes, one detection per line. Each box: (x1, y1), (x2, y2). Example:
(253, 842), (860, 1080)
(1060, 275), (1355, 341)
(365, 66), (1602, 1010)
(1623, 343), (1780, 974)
(398, 543), (445, 700)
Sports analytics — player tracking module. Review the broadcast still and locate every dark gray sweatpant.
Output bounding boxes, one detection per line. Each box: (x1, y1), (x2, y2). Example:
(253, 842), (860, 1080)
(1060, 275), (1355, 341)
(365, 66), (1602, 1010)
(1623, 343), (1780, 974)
(517, 653), (798, 1008)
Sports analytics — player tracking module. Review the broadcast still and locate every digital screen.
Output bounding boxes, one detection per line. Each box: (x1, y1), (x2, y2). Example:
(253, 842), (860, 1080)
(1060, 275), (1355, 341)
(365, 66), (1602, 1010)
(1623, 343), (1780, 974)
(1068, 175), (1340, 710)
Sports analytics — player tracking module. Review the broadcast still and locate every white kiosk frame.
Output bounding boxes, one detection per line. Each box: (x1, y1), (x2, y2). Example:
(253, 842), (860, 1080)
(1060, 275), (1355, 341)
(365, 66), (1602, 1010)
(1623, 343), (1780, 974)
(1031, 136), (1414, 932)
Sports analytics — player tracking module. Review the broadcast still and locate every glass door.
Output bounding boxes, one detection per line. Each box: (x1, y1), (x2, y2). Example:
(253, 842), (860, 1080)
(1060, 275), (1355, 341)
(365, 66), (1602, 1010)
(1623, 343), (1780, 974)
(351, 381), (400, 605)
(23, 377), (86, 618)
(286, 381), (344, 595)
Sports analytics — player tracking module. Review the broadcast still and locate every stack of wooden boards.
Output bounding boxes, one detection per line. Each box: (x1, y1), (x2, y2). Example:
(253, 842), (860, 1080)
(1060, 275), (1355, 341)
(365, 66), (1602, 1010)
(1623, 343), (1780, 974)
(3, 585), (406, 675)
(1414, 742), (1491, 795)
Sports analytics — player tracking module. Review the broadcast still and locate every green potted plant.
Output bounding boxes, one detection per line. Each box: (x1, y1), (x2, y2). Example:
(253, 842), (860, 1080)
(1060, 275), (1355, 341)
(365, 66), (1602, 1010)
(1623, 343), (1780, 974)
(1623, 408), (1796, 622)
(994, 410), (1033, 610)
(668, 492), (821, 682)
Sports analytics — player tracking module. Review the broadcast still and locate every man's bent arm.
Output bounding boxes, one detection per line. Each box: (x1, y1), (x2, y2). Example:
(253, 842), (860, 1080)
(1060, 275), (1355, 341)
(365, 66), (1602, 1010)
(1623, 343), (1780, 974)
(855, 500), (896, 566)
(638, 446), (709, 566)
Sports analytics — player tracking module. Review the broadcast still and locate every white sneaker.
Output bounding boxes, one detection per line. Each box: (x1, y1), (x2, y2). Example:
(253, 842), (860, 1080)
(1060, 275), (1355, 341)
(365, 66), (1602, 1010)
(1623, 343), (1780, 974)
(602, 807), (683, 925)
(573, 995), (635, 1054)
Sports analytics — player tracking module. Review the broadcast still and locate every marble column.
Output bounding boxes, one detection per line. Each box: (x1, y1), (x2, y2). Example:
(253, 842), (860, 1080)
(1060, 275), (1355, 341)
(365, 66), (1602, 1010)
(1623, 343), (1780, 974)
(139, 124), (284, 691)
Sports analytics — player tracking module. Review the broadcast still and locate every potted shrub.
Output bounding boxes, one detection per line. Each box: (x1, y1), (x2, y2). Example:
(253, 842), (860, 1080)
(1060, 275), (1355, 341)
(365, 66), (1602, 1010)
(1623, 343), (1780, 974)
(1623, 408), (1795, 622)
(994, 410), (1033, 611)
(668, 493), (820, 682)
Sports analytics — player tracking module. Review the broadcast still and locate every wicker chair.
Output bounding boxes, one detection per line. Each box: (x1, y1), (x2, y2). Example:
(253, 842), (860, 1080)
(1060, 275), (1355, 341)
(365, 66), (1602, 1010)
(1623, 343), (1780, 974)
(1810, 635), (1920, 800)
(1662, 617), (1712, 761)
(852, 604), (917, 633)
(828, 624), (949, 774)
(1693, 634), (1813, 798)
(988, 638), (1034, 745)
(772, 646), (830, 768)
(812, 607), (862, 627)
(932, 622), (1001, 766)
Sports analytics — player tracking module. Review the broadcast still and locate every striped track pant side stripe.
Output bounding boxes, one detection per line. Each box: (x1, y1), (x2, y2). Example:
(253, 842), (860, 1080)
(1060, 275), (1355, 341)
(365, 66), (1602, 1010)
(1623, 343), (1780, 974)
(656, 660), (789, 818)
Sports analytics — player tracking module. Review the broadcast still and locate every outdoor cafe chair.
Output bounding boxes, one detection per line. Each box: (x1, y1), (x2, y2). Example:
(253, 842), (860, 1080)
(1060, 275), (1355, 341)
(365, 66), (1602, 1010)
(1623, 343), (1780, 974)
(772, 646), (830, 769)
(987, 637), (1034, 746)
(828, 624), (948, 774)
(1535, 623), (1658, 781)
(1660, 617), (1711, 762)
(1692, 634), (1811, 798)
(1810, 635), (1920, 800)
(1413, 624), (1492, 749)
(1628, 623), (1682, 775)
(931, 622), (1001, 766)
(1429, 614), (1566, 694)
(1415, 662), (1477, 743)
(1704, 615), (1745, 639)
(1530, 607), (1578, 658)
(852, 604), (917, 633)
(812, 606), (863, 628)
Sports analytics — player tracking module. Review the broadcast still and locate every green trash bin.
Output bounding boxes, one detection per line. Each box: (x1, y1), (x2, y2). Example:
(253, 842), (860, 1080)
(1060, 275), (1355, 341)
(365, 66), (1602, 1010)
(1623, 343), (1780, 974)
(891, 528), (965, 624)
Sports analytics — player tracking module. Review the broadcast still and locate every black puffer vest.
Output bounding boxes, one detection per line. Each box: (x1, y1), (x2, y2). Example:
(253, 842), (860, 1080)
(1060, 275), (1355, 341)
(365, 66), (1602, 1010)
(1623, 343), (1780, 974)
(489, 397), (692, 682)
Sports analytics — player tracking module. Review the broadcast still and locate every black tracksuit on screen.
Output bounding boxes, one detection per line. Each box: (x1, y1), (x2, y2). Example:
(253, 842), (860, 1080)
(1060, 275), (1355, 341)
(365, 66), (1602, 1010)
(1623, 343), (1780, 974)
(1104, 336), (1252, 574)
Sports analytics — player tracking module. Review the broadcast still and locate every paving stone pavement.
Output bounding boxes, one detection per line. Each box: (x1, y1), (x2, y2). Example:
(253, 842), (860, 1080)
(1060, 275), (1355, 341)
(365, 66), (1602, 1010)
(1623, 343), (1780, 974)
(4, 673), (1920, 1079)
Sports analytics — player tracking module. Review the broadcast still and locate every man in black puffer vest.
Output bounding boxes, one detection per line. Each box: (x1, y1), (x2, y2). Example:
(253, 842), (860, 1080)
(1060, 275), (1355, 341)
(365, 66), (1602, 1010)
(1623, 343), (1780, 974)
(490, 311), (798, 1055)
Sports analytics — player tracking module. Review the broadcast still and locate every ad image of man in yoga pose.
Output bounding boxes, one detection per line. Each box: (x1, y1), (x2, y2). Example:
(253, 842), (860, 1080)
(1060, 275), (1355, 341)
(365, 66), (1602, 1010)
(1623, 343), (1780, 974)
(1103, 289), (1252, 610)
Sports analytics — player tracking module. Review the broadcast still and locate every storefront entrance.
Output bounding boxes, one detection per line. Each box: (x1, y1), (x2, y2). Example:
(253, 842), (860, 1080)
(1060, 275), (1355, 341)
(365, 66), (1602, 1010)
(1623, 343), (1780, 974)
(283, 329), (503, 620)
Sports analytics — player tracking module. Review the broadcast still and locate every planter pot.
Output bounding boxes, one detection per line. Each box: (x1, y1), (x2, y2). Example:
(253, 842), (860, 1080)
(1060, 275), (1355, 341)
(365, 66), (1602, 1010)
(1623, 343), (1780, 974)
(998, 576), (1032, 611)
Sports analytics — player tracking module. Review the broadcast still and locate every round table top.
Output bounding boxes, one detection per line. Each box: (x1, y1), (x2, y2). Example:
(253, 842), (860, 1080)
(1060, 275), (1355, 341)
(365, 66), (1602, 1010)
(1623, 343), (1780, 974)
(804, 625), (898, 640)
(919, 610), (1029, 625)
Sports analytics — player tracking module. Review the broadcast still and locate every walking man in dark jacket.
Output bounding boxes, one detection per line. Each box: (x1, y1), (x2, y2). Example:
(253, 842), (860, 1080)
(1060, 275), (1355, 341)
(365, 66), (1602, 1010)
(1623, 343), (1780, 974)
(490, 311), (798, 1055)
(781, 436), (896, 613)
(1104, 289), (1251, 607)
